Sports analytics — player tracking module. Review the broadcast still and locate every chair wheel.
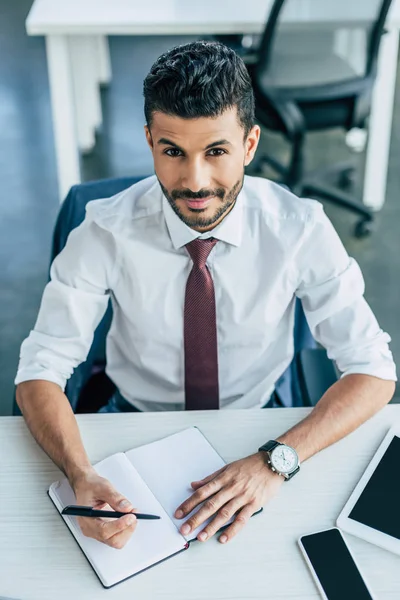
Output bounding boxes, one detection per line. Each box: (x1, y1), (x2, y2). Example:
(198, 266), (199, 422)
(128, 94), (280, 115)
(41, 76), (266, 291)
(354, 219), (374, 238)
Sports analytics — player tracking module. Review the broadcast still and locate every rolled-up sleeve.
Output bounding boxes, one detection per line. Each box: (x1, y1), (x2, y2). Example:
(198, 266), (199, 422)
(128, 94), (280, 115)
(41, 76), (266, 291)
(15, 214), (116, 390)
(295, 203), (397, 382)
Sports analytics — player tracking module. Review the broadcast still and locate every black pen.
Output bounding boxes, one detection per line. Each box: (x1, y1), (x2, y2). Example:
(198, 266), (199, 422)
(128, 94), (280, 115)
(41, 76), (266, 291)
(62, 505), (161, 520)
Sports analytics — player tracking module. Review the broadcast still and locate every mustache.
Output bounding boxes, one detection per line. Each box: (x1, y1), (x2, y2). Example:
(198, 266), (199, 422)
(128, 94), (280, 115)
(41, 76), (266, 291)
(171, 188), (225, 201)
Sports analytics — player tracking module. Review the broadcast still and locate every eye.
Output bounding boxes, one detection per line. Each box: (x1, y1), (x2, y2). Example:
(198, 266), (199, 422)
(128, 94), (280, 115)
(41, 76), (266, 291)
(207, 148), (226, 157)
(164, 148), (183, 157)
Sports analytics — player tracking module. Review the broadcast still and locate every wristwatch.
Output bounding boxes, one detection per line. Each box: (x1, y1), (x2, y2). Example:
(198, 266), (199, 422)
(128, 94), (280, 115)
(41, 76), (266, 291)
(258, 440), (300, 481)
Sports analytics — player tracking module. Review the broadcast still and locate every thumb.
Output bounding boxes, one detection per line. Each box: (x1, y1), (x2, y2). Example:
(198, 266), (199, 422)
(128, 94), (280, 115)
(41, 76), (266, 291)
(101, 482), (133, 513)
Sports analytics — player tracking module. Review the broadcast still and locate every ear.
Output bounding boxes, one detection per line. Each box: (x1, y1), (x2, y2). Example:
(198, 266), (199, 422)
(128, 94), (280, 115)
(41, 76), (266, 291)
(244, 125), (261, 167)
(144, 126), (154, 153)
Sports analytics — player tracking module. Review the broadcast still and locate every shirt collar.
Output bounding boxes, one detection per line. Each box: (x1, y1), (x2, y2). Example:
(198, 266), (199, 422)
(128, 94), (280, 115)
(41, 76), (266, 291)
(162, 184), (244, 250)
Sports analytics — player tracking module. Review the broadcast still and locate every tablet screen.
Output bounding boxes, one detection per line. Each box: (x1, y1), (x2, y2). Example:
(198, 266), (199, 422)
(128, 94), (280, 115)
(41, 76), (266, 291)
(349, 435), (400, 539)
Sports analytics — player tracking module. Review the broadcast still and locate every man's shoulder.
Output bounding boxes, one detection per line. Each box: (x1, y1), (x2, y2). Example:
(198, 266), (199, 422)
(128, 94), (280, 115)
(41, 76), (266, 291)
(243, 175), (323, 225)
(84, 175), (162, 232)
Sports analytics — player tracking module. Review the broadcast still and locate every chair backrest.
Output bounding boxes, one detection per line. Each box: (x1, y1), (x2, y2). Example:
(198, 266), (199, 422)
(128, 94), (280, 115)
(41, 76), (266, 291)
(255, 0), (393, 89)
(52, 176), (146, 411)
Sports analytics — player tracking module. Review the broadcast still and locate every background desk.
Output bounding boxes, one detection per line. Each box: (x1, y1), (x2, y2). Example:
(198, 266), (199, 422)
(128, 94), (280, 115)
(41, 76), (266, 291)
(1, 406), (400, 599)
(26, 0), (400, 210)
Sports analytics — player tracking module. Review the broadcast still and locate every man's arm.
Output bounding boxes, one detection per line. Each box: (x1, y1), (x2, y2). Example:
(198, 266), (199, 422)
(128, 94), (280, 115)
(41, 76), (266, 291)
(15, 218), (112, 480)
(15, 217), (138, 549)
(16, 380), (138, 549)
(173, 374), (395, 545)
(16, 380), (93, 485)
(277, 373), (395, 461)
(284, 204), (397, 458)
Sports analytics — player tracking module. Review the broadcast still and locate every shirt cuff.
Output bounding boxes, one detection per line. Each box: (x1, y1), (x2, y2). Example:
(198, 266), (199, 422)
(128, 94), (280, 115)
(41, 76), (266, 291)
(14, 367), (66, 390)
(340, 363), (397, 382)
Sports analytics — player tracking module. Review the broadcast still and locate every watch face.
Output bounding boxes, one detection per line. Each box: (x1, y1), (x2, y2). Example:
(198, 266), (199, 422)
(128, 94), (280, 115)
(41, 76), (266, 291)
(270, 445), (298, 474)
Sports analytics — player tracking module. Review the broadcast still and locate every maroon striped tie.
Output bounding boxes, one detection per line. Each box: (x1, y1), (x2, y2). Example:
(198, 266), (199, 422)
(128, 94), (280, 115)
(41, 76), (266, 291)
(184, 238), (219, 410)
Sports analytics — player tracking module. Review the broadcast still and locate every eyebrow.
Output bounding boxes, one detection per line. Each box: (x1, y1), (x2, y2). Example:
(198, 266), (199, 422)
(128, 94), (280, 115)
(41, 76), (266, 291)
(157, 138), (232, 152)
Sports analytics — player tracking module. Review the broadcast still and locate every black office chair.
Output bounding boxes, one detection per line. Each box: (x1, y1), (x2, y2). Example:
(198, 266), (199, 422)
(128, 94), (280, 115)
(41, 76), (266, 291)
(13, 177), (338, 415)
(220, 0), (393, 237)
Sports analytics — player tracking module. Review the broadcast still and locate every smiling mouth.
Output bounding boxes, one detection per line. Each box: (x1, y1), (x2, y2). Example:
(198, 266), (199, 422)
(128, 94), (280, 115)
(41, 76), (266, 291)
(183, 197), (214, 210)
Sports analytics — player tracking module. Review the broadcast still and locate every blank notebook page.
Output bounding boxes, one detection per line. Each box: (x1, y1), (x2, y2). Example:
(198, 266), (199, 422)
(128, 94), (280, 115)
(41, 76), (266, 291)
(49, 453), (186, 588)
(126, 427), (227, 541)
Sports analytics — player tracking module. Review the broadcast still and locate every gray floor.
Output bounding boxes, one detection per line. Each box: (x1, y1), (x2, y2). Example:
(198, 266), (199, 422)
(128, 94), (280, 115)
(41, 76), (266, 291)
(0, 0), (399, 415)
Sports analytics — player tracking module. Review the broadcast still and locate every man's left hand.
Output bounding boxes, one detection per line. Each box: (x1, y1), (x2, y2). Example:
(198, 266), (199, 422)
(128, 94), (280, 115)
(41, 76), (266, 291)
(174, 452), (284, 544)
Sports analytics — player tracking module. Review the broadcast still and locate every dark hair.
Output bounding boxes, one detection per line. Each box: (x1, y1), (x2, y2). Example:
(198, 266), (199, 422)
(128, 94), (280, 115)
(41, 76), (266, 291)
(143, 41), (255, 137)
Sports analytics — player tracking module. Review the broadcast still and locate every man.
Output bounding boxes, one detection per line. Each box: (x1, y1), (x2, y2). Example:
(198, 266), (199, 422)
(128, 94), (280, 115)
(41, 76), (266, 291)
(16, 41), (396, 551)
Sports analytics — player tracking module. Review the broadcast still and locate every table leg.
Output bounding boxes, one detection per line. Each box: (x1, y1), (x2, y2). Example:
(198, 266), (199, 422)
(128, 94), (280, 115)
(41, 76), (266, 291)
(93, 38), (105, 129)
(69, 36), (102, 152)
(363, 27), (399, 211)
(45, 35), (80, 202)
(97, 35), (112, 86)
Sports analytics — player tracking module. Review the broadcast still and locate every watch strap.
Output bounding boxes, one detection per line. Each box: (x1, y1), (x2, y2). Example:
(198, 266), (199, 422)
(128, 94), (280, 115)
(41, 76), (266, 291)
(285, 465), (300, 480)
(258, 440), (282, 454)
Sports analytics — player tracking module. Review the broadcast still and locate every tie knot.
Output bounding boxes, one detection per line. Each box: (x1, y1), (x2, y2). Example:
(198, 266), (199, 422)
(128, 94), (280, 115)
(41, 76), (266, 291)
(185, 238), (218, 268)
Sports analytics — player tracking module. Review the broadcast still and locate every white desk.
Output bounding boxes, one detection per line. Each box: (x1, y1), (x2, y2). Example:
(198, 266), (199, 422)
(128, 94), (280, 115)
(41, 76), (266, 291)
(1, 406), (400, 599)
(26, 0), (400, 208)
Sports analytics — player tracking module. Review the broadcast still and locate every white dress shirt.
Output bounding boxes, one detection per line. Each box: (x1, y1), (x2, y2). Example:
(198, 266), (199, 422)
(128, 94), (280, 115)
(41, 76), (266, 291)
(15, 175), (397, 410)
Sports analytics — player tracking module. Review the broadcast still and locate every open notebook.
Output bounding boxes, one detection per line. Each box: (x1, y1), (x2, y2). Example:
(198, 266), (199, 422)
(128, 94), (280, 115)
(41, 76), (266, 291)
(49, 427), (258, 588)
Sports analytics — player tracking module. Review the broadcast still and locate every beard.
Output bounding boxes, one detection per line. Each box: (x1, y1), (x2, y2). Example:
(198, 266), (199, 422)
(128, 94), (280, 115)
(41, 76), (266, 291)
(158, 174), (244, 229)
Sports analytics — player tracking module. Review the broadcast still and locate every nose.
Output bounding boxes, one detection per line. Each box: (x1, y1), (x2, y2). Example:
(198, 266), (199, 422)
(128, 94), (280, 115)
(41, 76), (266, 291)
(180, 157), (211, 193)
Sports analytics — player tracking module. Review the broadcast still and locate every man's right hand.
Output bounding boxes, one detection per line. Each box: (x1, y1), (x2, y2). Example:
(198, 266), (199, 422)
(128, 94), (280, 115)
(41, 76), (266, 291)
(71, 469), (137, 549)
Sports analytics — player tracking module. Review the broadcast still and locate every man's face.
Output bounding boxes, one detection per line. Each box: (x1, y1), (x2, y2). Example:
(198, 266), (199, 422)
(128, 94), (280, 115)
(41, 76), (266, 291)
(145, 108), (260, 232)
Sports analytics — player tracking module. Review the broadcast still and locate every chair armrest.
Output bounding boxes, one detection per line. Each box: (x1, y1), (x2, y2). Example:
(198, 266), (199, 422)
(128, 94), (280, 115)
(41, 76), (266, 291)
(296, 348), (339, 407)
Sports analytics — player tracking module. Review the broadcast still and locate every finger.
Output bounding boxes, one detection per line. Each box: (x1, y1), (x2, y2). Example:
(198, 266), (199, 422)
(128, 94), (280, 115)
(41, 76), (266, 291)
(93, 502), (133, 522)
(175, 476), (224, 519)
(178, 490), (233, 536)
(218, 503), (257, 544)
(102, 518), (138, 549)
(92, 503), (138, 523)
(79, 513), (136, 540)
(99, 513), (137, 541)
(190, 466), (227, 489)
(197, 497), (245, 542)
(95, 481), (134, 513)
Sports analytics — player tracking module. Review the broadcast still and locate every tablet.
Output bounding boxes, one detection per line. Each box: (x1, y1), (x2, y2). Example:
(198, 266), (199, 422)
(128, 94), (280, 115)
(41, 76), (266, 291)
(337, 422), (400, 555)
